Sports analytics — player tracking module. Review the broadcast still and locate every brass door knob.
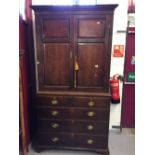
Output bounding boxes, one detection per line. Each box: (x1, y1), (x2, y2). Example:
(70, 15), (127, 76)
(51, 110), (59, 116)
(51, 123), (59, 128)
(87, 125), (94, 130)
(87, 111), (95, 117)
(88, 101), (95, 107)
(51, 97), (58, 105)
(87, 139), (94, 145)
(51, 137), (59, 143)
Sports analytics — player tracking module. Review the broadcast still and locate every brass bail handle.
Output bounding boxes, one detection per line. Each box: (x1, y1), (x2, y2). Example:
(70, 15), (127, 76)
(51, 97), (58, 105)
(51, 137), (59, 143)
(51, 110), (59, 116)
(51, 123), (59, 128)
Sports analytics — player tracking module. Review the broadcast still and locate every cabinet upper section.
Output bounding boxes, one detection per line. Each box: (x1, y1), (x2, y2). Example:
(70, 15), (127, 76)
(31, 5), (118, 93)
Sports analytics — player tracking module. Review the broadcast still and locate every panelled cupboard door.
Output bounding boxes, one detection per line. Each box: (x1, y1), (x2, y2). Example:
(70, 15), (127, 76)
(74, 15), (111, 91)
(35, 13), (112, 92)
(35, 14), (73, 91)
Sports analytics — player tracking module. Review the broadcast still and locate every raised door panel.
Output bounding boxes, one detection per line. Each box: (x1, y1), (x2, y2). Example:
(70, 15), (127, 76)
(38, 43), (72, 90)
(43, 19), (69, 38)
(77, 43), (109, 90)
(39, 15), (71, 42)
(76, 16), (107, 42)
(78, 18), (106, 38)
(42, 19), (70, 43)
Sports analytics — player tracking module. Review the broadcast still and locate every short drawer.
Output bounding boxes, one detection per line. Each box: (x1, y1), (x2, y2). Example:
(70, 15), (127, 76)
(35, 96), (72, 107)
(36, 107), (72, 119)
(38, 133), (73, 147)
(72, 97), (110, 108)
(74, 134), (108, 149)
(73, 121), (109, 135)
(37, 120), (72, 132)
(73, 108), (110, 121)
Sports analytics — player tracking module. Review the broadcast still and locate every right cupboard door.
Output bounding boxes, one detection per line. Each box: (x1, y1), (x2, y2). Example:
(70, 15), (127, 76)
(75, 15), (112, 91)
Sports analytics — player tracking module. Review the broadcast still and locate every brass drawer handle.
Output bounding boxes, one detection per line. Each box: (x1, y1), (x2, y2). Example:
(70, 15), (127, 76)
(88, 101), (95, 107)
(51, 110), (59, 116)
(87, 111), (95, 117)
(87, 125), (94, 130)
(51, 97), (58, 105)
(87, 139), (94, 145)
(51, 123), (59, 128)
(51, 137), (59, 143)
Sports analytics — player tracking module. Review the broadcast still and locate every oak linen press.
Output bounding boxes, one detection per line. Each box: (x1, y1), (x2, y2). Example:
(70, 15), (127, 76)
(31, 5), (118, 155)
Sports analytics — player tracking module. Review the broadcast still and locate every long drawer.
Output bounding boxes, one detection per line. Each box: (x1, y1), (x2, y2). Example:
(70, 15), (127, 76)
(37, 133), (108, 149)
(37, 119), (109, 135)
(35, 95), (110, 109)
(36, 107), (109, 121)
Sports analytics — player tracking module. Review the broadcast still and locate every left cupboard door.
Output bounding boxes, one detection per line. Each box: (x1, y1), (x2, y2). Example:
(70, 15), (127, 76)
(34, 15), (73, 91)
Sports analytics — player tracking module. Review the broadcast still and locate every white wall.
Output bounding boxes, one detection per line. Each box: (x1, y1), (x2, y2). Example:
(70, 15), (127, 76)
(108, 0), (128, 129)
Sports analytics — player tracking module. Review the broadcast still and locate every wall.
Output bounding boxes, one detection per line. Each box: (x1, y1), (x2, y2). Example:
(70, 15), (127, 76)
(109, 0), (128, 129)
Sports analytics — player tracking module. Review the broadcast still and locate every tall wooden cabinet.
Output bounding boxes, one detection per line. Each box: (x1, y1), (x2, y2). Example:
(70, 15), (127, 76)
(31, 5), (117, 155)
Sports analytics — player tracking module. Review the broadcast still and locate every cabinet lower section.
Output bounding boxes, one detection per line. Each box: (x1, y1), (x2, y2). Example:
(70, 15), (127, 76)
(32, 93), (110, 155)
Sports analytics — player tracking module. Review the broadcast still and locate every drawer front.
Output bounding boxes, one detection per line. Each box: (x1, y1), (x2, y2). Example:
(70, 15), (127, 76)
(37, 120), (72, 132)
(73, 97), (110, 108)
(35, 96), (72, 107)
(37, 107), (72, 119)
(73, 121), (109, 135)
(38, 133), (73, 147)
(73, 108), (109, 121)
(74, 134), (108, 149)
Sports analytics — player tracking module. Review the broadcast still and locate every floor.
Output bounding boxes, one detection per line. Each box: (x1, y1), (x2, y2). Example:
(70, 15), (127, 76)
(28, 128), (135, 155)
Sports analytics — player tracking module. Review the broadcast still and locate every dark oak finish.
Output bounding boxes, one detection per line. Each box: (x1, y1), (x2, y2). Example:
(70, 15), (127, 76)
(31, 5), (117, 155)
(73, 121), (109, 135)
(77, 43), (106, 88)
(37, 133), (74, 147)
(74, 134), (108, 149)
(43, 19), (69, 38)
(43, 43), (71, 87)
(37, 120), (72, 132)
(35, 96), (72, 107)
(37, 120), (109, 135)
(36, 107), (73, 119)
(78, 18), (106, 38)
(72, 96), (110, 108)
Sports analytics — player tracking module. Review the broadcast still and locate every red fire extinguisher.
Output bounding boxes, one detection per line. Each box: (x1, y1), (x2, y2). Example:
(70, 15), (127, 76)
(110, 74), (120, 104)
